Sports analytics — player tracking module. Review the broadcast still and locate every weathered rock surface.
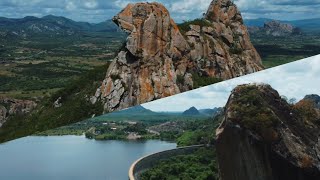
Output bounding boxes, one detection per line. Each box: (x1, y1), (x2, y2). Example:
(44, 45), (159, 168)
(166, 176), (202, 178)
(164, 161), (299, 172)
(0, 97), (37, 127)
(216, 84), (320, 180)
(95, 0), (263, 112)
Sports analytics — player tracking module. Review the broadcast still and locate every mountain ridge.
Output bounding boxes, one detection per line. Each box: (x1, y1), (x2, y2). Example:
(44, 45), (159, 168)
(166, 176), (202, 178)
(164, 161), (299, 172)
(0, 15), (119, 38)
(245, 18), (320, 33)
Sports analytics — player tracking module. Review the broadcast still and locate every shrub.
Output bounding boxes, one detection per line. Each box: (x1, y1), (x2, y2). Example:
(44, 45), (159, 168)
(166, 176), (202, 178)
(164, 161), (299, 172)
(178, 18), (213, 35)
(176, 75), (185, 85)
(192, 73), (222, 89)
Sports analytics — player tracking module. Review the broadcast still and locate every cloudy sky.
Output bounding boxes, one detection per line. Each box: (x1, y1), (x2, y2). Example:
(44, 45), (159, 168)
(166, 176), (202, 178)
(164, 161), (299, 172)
(0, 0), (319, 23)
(142, 55), (320, 112)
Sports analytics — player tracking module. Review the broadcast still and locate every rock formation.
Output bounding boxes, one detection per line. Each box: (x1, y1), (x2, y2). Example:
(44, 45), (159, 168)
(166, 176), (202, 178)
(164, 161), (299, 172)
(216, 84), (320, 180)
(0, 97), (37, 127)
(94, 0), (263, 112)
(248, 20), (303, 36)
(187, 0), (263, 79)
(303, 94), (320, 109)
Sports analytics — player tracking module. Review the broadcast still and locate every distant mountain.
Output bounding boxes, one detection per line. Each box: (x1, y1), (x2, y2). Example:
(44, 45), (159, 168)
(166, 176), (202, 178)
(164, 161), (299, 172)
(247, 20), (302, 37)
(244, 18), (273, 27)
(0, 15), (119, 38)
(182, 107), (200, 116)
(303, 94), (320, 109)
(245, 18), (320, 33)
(108, 105), (155, 116)
(199, 107), (223, 116)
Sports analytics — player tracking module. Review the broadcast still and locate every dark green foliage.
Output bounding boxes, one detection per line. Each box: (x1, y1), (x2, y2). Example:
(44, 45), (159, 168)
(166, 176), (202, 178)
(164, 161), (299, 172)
(192, 73), (222, 89)
(110, 74), (121, 81)
(176, 75), (185, 85)
(0, 64), (109, 143)
(251, 33), (320, 68)
(230, 86), (279, 141)
(140, 148), (219, 180)
(178, 19), (212, 35)
(229, 44), (243, 54)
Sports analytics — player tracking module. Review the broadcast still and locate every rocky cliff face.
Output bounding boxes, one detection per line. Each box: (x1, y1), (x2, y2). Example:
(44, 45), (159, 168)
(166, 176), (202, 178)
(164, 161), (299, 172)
(0, 97), (37, 127)
(216, 84), (320, 180)
(188, 0), (263, 79)
(95, 0), (263, 112)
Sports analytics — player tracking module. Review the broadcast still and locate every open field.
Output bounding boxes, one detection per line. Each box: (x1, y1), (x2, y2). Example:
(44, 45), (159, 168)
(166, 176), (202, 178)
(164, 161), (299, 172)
(0, 32), (125, 99)
(251, 33), (320, 68)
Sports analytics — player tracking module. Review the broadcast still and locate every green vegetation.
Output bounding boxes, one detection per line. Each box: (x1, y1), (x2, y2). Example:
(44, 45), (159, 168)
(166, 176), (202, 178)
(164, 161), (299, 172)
(176, 75), (185, 85)
(251, 33), (320, 68)
(36, 108), (222, 145)
(192, 73), (222, 89)
(294, 100), (319, 124)
(140, 148), (219, 180)
(0, 31), (125, 99)
(230, 86), (279, 141)
(178, 19), (212, 34)
(0, 64), (109, 142)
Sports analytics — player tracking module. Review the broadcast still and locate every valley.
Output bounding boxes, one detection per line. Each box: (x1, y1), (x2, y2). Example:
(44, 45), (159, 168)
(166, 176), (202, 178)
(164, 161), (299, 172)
(0, 15), (125, 99)
(37, 105), (222, 147)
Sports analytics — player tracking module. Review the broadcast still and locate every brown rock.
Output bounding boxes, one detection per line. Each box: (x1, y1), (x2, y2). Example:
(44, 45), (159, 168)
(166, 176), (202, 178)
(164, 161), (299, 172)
(216, 84), (320, 180)
(95, 0), (263, 113)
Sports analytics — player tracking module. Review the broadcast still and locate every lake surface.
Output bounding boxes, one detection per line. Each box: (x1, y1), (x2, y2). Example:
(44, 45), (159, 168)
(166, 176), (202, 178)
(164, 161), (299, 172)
(0, 136), (176, 180)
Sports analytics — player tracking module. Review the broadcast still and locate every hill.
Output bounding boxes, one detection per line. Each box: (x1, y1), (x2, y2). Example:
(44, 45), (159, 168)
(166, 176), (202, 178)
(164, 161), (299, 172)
(199, 107), (223, 116)
(107, 105), (155, 116)
(0, 15), (119, 38)
(183, 107), (200, 116)
(245, 18), (320, 33)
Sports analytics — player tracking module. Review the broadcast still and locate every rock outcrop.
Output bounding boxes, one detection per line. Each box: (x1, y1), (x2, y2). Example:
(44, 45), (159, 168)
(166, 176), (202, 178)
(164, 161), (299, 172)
(248, 20), (303, 36)
(187, 0), (263, 79)
(216, 84), (320, 180)
(0, 97), (37, 127)
(303, 94), (320, 109)
(95, 0), (263, 112)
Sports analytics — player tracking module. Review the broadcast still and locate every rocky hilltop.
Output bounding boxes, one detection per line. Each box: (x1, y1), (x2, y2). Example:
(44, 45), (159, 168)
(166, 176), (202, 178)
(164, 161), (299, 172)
(248, 20), (302, 36)
(94, 0), (263, 112)
(216, 84), (320, 180)
(183, 107), (200, 116)
(0, 98), (37, 127)
(303, 94), (320, 109)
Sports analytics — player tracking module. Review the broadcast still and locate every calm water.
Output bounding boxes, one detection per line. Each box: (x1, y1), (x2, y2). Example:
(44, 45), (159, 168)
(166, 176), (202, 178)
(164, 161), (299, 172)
(0, 136), (176, 180)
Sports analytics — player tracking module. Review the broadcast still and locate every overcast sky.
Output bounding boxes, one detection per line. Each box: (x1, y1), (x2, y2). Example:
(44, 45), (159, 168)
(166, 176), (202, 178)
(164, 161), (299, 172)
(0, 0), (319, 23)
(142, 55), (320, 112)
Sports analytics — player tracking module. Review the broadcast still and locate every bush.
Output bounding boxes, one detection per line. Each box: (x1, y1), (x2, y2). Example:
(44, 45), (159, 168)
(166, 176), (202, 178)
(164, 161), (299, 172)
(192, 73), (222, 89)
(140, 148), (219, 180)
(178, 18), (213, 34)
(230, 86), (279, 141)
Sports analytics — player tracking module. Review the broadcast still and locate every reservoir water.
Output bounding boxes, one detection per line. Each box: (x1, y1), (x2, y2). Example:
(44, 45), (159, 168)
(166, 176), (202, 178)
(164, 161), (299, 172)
(0, 135), (176, 180)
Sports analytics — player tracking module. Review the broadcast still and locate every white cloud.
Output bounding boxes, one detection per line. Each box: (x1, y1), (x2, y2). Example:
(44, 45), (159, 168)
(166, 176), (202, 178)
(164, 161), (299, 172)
(0, 0), (319, 23)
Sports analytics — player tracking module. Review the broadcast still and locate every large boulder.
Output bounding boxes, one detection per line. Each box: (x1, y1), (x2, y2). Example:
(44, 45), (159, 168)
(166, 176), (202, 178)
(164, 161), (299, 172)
(216, 84), (320, 180)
